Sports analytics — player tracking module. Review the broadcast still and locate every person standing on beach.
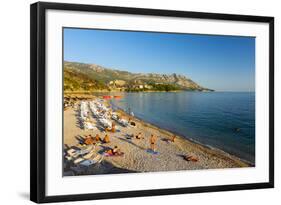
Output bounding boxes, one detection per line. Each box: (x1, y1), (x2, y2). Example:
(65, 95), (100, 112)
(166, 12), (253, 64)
(111, 122), (116, 133)
(84, 135), (94, 145)
(171, 135), (176, 143)
(95, 134), (101, 142)
(103, 134), (110, 143)
(150, 134), (157, 152)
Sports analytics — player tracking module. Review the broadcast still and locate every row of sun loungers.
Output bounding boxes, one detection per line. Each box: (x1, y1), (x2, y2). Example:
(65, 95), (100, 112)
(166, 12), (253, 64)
(89, 100), (113, 129)
(80, 101), (89, 120)
(84, 121), (95, 130)
(79, 99), (131, 131)
(79, 101), (96, 130)
(111, 113), (129, 127)
(65, 145), (104, 169)
(99, 118), (112, 129)
(89, 100), (130, 129)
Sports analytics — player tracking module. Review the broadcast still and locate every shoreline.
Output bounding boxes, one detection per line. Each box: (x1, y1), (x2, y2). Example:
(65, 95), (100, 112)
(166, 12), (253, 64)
(63, 94), (251, 176)
(64, 89), (213, 95)
(115, 108), (252, 167)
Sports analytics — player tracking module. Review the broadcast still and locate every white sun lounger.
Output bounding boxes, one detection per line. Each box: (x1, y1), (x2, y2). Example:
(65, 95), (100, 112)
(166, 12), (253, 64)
(67, 145), (94, 158)
(67, 148), (78, 157)
(112, 114), (118, 121)
(84, 122), (96, 130)
(119, 119), (129, 127)
(99, 118), (112, 129)
(79, 154), (103, 167)
(73, 157), (84, 164)
(83, 149), (96, 160)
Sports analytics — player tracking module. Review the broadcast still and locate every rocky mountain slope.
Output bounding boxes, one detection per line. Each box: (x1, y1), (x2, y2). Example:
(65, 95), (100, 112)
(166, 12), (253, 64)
(64, 61), (213, 92)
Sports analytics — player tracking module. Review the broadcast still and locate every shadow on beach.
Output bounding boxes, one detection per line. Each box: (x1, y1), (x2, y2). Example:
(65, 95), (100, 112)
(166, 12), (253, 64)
(116, 135), (146, 151)
(63, 97), (251, 176)
(74, 108), (84, 129)
(63, 141), (137, 176)
(64, 158), (136, 176)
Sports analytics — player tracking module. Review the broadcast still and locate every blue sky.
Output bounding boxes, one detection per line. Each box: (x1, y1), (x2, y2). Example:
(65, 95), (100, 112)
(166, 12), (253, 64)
(64, 28), (255, 92)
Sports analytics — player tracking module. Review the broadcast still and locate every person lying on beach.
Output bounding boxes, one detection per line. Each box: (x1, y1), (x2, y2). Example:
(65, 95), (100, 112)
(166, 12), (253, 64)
(84, 135), (94, 145)
(162, 135), (176, 143)
(184, 155), (198, 162)
(105, 146), (122, 156)
(135, 132), (144, 139)
(95, 134), (101, 142)
(170, 135), (176, 142)
(103, 134), (110, 143)
(105, 123), (116, 133)
(150, 134), (157, 152)
(112, 146), (121, 155)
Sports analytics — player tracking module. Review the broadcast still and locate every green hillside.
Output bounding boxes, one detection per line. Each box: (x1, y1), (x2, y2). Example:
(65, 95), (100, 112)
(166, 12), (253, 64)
(64, 61), (214, 92)
(64, 67), (109, 91)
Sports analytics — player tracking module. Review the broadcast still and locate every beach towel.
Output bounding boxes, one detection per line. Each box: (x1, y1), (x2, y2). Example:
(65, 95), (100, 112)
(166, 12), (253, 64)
(184, 155), (198, 162)
(104, 152), (124, 157)
(146, 149), (159, 155)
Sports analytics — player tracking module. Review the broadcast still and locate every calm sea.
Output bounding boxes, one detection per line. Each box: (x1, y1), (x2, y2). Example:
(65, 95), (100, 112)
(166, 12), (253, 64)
(109, 92), (255, 164)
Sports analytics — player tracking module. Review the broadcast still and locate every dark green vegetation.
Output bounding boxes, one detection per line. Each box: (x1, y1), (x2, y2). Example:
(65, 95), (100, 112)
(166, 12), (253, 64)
(64, 68), (108, 91)
(64, 61), (214, 92)
(125, 83), (181, 92)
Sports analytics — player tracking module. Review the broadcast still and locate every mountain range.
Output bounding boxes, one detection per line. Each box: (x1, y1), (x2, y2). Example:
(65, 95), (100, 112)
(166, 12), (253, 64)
(64, 61), (213, 92)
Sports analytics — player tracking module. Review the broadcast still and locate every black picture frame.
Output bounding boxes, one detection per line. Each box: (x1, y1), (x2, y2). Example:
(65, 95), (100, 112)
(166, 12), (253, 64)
(30, 1), (274, 203)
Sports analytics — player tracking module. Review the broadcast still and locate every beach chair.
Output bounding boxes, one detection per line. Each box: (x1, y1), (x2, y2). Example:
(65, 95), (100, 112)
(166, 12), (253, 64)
(65, 155), (73, 161)
(104, 151), (124, 157)
(111, 114), (118, 121)
(69, 145), (94, 157)
(79, 154), (104, 167)
(83, 149), (96, 160)
(84, 122), (96, 130)
(119, 119), (129, 127)
(73, 157), (84, 164)
(67, 148), (79, 158)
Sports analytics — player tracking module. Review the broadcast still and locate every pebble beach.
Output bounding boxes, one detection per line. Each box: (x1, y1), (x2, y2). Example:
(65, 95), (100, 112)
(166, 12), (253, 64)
(63, 95), (250, 176)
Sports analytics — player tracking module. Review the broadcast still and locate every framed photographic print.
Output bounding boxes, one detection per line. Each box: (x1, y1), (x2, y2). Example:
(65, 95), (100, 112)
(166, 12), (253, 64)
(30, 1), (274, 203)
